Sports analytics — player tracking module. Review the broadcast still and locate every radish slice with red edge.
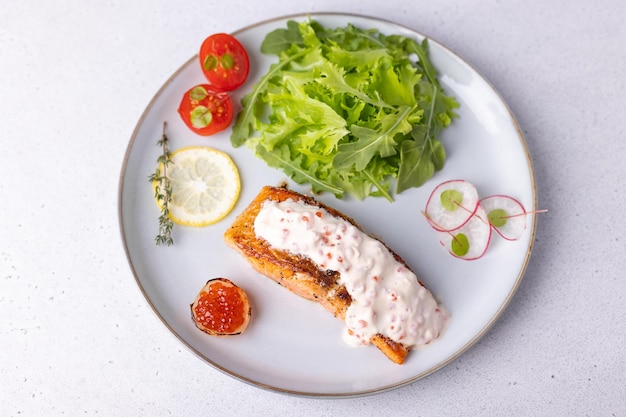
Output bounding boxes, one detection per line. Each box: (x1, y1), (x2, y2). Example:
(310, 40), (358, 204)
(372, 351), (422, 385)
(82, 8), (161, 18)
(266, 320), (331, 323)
(436, 204), (492, 260)
(424, 179), (480, 232)
(480, 194), (527, 241)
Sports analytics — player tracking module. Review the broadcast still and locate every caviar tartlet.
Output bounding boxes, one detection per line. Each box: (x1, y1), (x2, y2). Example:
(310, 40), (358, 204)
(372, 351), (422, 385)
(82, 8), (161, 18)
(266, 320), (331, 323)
(191, 278), (251, 336)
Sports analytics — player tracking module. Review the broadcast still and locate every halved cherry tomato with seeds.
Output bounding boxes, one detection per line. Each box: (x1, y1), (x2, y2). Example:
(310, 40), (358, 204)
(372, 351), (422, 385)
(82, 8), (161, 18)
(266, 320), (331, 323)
(177, 84), (233, 136)
(199, 33), (250, 91)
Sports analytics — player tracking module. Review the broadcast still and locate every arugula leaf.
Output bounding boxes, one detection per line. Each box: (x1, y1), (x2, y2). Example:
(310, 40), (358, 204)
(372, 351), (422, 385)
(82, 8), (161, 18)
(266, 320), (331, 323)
(260, 20), (303, 54)
(230, 19), (459, 201)
(396, 85), (453, 192)
(334, 106), (414, 171)
(256, 144), (344, 197)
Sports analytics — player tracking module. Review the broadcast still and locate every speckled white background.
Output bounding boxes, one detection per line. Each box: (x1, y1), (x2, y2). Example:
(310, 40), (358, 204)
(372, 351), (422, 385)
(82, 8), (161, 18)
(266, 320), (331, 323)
(1, 0), (624, 416)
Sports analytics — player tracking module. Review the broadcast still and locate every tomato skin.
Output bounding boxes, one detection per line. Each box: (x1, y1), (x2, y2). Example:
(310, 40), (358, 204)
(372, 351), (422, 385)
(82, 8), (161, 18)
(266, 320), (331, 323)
(199, 33), (250, 91)
(177, 84), (233, 136)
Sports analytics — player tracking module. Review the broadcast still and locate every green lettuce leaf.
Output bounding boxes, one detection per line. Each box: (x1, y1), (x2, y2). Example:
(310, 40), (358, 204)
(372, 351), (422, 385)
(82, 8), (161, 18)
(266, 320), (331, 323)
(334, 105), (414, 171)
(230, 18), (459, 201)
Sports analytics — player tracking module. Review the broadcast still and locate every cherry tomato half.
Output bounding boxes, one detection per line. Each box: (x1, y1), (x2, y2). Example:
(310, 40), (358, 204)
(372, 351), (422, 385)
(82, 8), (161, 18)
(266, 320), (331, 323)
(177, 84), (233, 136)
(199, 33), (250, 91)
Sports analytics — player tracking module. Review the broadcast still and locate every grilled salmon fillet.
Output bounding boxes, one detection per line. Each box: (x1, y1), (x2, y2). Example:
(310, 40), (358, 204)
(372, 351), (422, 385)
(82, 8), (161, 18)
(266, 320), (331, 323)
(223, 185), (442, 364)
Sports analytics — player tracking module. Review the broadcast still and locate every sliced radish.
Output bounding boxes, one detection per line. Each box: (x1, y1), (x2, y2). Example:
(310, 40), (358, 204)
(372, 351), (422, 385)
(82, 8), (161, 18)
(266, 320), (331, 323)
(480, 194), (527, 241)
(424, 179), (480, 232)
(437, 204), (492, 260)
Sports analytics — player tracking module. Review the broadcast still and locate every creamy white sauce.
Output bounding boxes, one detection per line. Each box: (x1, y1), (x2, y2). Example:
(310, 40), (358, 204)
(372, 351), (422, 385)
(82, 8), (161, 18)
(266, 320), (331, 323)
(253, 198), (448, 349)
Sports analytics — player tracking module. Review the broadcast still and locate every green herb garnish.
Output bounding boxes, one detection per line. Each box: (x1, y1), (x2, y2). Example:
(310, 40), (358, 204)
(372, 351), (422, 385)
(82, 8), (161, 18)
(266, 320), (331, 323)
(231, 19), (459, 201)
(450, 233), (470, 257)
(148, 122), (174, 246)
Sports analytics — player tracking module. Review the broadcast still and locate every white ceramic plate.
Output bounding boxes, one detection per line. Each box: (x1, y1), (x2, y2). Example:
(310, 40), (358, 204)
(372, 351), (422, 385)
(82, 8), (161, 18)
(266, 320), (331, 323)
(119, 13), (536, 397)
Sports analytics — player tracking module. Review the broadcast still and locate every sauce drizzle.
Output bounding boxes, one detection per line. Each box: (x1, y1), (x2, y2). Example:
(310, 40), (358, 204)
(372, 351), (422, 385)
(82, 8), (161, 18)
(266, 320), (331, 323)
(254, 198), (448, 348)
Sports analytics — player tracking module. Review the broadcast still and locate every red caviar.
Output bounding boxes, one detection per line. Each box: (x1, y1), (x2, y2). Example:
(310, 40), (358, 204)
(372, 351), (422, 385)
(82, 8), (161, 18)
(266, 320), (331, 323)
(191, 278), (251, 336)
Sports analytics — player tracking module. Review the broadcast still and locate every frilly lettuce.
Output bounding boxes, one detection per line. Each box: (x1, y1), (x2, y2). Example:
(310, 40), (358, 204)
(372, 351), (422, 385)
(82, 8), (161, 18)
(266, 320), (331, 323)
(231, 19), (458, 201)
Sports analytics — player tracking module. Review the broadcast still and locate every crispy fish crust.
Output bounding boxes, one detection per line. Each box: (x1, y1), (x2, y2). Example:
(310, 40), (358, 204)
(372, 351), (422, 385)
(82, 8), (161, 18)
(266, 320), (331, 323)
(223, 185), (411, 364)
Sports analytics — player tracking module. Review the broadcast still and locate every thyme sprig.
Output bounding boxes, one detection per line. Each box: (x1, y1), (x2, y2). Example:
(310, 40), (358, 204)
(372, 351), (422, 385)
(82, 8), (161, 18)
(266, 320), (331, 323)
(148, 122), (174, 246)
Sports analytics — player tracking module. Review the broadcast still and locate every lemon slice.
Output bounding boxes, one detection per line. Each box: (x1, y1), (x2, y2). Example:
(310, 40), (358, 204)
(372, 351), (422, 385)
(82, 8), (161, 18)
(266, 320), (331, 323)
(156, 146), (241, 227)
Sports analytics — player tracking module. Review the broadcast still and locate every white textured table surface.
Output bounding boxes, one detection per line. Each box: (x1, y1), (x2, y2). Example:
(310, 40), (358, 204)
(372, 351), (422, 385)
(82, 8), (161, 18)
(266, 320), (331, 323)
(2, 1), (625, 416)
